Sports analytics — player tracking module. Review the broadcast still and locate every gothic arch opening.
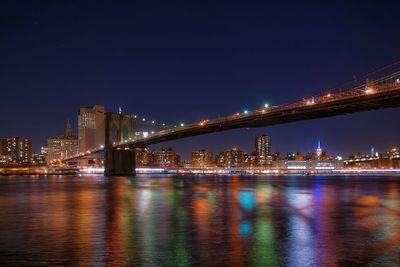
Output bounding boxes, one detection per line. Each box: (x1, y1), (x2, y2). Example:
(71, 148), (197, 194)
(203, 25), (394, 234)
(111, 123), (118, 144)
(122, 124), (129, 141)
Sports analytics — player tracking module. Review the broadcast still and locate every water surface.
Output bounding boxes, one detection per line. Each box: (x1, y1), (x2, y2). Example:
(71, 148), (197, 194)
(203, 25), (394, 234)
(0, 175), (399, 266)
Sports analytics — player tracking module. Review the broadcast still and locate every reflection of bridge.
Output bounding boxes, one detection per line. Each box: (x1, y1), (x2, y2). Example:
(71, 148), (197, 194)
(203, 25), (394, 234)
(66, 69), (400, 175)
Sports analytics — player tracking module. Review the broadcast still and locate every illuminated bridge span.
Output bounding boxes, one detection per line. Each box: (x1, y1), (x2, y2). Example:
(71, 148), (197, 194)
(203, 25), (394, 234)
(66, 69), (400, 175)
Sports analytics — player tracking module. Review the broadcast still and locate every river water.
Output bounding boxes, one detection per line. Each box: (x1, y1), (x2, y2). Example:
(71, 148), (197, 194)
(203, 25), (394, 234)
(0, 175), (399, 266)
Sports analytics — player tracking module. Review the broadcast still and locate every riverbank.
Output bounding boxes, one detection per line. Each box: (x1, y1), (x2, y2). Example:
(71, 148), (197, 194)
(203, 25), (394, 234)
(2, 166), (400, 175)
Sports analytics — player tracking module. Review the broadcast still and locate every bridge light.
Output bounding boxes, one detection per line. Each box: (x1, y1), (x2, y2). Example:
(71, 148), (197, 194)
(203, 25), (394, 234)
(152, 120), (155, 124)
(180, 123), (185, 127)
(142, 118), (146, 121)
(365, 87), (373, 94)
(262, 109), (266, 113)
(244, 110), (249, 114)
(326, 93), (331, 97)
(396, 79), (400, 83)
(162, 123), (166, 126)
(264, 103), (269, 108)
(151, 131), (155, 134)
(100, 145), (104, 149)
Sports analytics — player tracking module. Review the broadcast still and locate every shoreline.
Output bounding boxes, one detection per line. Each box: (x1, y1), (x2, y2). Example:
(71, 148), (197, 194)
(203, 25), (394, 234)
(1, 168), (400, 176)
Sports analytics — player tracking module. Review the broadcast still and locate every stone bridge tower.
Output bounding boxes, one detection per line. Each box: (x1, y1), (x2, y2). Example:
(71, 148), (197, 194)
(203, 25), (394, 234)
(104, 112), (135, 176)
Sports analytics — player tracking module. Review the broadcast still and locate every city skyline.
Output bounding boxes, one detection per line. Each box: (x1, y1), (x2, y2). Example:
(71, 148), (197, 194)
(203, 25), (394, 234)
(1, 104), (398, 160)
(2, 2), (400, 266)
(1, 1), (400, 157)
(2, 125), (399, 165)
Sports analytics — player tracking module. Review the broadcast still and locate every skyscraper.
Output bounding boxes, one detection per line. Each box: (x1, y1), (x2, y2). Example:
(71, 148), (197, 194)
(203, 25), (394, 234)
(154, 148), (181, 167)
(0, 137), (32, 163)
(220, 147), (245, 168)
(78, 105), (105, 153)
(255, 134), (270, 166)
(46, 120), (79, 162)
(316, 141), (322, 158)
(191, 149), (214, 168)
(135, 147), (155, 167)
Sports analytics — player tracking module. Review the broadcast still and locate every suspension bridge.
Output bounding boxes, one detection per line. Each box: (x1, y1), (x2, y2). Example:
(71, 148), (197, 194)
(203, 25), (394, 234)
(62, 62), (400, 175)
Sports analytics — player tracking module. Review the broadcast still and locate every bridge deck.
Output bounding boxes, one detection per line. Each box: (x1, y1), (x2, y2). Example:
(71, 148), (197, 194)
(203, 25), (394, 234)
(116, 82), (400, 148)
(63, 77), (400, 161)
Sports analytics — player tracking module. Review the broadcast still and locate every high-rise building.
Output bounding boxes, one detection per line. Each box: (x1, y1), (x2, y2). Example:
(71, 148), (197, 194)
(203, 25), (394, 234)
(191, 149), (214, 168)
(315, 141), (330, 160)
(135, 147), (155, 167)
(255, 134), (270, 166)
(154, 148), (181, 167)
(244, 152), (257, 167)
(222, 147), (246, 168)
(0, 137), (32, 163)
(78, 105), (105, 153)
(215, 152), (225, 167)
(316, 141), (322, 158)
(47, 120), (79, 162)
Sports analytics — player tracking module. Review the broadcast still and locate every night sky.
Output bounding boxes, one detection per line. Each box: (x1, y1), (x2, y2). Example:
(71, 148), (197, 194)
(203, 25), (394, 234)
(1, 1), (400, 159)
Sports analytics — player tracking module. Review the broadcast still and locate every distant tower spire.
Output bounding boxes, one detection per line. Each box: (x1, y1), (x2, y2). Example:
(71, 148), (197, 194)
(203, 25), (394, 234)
(65, 119), (73, 137)
(119, 106), (122, 114)
(316, 140), (322, 157)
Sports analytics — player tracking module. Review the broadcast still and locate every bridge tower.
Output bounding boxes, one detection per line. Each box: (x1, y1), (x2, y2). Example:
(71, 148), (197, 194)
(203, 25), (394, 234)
(104, 112), (136, 176)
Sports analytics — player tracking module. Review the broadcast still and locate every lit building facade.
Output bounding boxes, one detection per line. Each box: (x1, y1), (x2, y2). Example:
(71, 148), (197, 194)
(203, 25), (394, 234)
(78, 105), (105, 153)
(255, 134), (270, 166)
(219, 148), (246, 168)
(215, 152), (225, 167)
(244, 152), (257, 167)
(344, 148), (400, 168)
(316, 141), (322, 158)
(135, 147), (155, 167)
(277, 160), (343, 170)
(191, 149), (214, 168)
(0, 137), (32, 163)
(46, 120), (79, 162)
(154, 148), (181, 167)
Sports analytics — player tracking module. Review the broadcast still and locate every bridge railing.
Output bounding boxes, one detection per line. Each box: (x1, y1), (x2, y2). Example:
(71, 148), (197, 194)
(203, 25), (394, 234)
(148, 77), (400, 138)
(110, 70), (400, 148)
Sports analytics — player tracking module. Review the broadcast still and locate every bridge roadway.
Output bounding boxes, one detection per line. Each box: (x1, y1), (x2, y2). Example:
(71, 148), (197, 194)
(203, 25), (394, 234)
(65, 75), (400, 161)
(116, 80), (400, 148)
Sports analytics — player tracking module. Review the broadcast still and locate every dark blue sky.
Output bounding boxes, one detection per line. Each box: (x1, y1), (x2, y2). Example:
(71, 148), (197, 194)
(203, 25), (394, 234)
(1, 0), (400, 159)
